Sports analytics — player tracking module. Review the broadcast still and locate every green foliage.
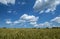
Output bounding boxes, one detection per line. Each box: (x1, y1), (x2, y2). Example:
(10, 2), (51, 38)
(0, 28), (60, 39)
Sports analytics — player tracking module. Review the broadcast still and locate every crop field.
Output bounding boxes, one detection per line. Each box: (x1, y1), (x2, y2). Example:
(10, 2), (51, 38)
(0, 28), (60, 39)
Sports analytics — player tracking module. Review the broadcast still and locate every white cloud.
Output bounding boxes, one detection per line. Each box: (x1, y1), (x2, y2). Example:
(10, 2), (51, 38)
(34, 22), (51, 28)
(6, 20), (12, 24)
(27, 21), (51, 28)
(42, 22), (50, 26)
(18, 2), (26, 5)
(6, 14), (39, 26)
(20, 14), (39, 22)
(5, 14), (60, 28)
(45, 9), (51, 13)
(7, 10), (18, 15)
(20, 14), (39, 26)
(0, 0), (15, 5)
(40, 10), (44, 14)
(13, 21), (20, 24)
(30, 22), (37, 25)
(32, 21), (60, 28)
(51, 16), (60, 23)
(5, 16), (60, 28)
(8, 10), (12, 13)
(33, 0), (60, 13)
(21, 2), (26, 5)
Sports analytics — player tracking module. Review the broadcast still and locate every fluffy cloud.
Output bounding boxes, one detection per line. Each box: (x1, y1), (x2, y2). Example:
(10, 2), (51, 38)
(33, 0), (60, 13)
(34, 22), (51, 28)
(0, 0), (15, 5)
(6, 14), (39, 26)
(6, 20), (12, 24)
(39, 22), (51, 26)
(51, 16), (60, 23)
(36, 17), (60, 28)
(20, 14), (39, 22)
(20, 14), (39, 27)
(5, 14), (60, 28)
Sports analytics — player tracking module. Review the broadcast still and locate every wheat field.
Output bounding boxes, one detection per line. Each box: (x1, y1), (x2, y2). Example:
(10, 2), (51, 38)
(0, 28), (60, 39)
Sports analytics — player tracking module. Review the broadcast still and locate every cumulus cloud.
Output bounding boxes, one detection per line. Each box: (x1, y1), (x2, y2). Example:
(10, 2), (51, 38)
(33, 0), (60, 13)
(20, 14), (39, 27)
(5, 14), (60, 28)
(40, 22), (51, 27)
(6, 14), (39, 26)
(0, 0), (15, 5)
(51, 16), (60, 23)
(5, 16), (60, 28)
(34, 22), (51, 28)
(6, 20), (12, 24)
(20, 14), (39, 22)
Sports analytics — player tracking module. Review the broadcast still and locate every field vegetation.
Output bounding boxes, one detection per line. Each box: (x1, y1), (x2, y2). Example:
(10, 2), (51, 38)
(0, 28), (60, 39)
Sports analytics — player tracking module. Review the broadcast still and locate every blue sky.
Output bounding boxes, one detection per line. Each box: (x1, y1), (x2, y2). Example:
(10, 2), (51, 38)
(0, 0), (60, 28)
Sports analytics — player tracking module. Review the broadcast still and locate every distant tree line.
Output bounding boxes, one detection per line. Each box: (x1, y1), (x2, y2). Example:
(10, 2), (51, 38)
(2, 27), (7, 29)
(52, 27), (60, 29)
(1, 27), (60, 29)
(32, 27), (60, 29)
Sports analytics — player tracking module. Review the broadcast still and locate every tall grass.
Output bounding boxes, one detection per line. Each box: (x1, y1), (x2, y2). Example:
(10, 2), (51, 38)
(0, 28), (60, 39)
